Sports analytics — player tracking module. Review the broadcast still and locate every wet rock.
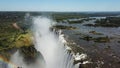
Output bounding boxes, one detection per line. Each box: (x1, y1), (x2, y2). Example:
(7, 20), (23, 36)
(89, 31), (103, 35)
(73, 53), (89, 65)
(80, 36), (93, 41)
(19, 45), (44, 64)
(94, 36), (110, 43)
(118, 41), (120, 43)
(79, 63), (97, 68)
(84, 24), (94, 27)
(117, 61), (120, 64)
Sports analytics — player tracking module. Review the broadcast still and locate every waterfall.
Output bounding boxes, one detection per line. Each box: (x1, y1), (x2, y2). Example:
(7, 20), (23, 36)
(33, 16), (75, 68)
(10, 16), (80, 68)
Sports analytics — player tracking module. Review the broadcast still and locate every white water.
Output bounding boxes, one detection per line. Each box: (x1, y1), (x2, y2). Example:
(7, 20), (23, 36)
(10, 50), (45, 68)
(33, 16), (75, 68)
(9, 16), (79, 68)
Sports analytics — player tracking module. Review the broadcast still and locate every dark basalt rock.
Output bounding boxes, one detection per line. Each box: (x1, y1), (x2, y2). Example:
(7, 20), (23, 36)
(79, 63), (97, 68)
(19, 45), (44, 64)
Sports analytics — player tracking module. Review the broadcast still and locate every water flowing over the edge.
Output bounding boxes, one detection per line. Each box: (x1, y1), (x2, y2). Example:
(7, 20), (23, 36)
(9, 16), (81, 68)
(33, 16), (76, 68)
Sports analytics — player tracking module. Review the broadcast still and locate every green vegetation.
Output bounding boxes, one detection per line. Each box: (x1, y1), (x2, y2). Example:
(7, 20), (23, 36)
(89, 31), (103, 35)
(67, 18), (94, 24)
(80, 35), (110, 43)
(0, 12), (38, 62)
(85, 17), (120, 27)
(52, 13), (87, 22)
(68, 20), (84, 24)
(53, 25), (77, 30)
(93, 36), (110, 43)
(80, 35), (93, 41)
(0, 12), (34, 50)
(0, 21), (32, 50)
(95, 17), (120, 27)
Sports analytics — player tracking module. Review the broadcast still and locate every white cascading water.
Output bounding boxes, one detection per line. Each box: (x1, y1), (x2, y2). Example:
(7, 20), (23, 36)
(33, 16), (75, 68)
(10, 16), (81, 68)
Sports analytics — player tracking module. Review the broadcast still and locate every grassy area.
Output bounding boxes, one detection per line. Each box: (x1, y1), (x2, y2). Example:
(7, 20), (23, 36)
(0, 20), (32, 50)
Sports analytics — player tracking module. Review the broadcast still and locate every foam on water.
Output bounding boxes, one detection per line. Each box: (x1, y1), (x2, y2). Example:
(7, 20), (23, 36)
(9, 16), (86, 68)
(33, 16), (75, 68)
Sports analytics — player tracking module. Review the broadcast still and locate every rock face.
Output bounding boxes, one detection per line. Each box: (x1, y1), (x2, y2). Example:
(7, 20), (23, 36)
(19, 45), (45, 64)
